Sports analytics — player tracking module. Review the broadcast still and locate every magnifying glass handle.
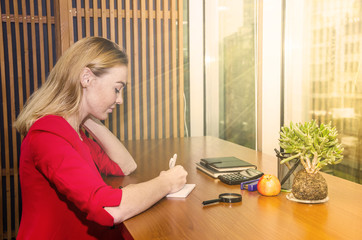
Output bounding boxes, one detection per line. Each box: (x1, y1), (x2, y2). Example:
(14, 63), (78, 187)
(202, 198), (221, 205)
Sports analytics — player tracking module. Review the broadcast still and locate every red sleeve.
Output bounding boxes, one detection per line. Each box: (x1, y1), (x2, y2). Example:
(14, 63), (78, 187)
(81, 132), (124, 176)
(30, 131), (122, 226)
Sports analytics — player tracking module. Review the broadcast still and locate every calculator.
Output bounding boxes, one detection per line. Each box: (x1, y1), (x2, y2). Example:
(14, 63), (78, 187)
(218, 169), (264, 185)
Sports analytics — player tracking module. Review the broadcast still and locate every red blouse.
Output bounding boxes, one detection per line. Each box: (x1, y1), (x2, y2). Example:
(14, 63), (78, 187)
(17, 115), (128, 239)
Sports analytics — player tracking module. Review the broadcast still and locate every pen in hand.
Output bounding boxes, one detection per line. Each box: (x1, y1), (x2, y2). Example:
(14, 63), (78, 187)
(169, 153), (177, 169)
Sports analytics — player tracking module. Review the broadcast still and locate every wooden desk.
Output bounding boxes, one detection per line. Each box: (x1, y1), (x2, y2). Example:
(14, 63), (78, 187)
(104, 136), (362, 240)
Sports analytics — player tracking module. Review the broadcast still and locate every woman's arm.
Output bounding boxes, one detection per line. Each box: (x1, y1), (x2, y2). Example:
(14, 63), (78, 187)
(104, 165), (188, 223)
(82, 117), (137, 175)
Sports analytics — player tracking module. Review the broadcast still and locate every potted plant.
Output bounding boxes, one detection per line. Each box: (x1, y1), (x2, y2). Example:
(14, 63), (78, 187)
(278, 120), (344, 201)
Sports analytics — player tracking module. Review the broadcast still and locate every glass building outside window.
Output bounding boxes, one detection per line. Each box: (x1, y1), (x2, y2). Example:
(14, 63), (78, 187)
(284, 0), (362, 183)
(205, 0), (257, 149)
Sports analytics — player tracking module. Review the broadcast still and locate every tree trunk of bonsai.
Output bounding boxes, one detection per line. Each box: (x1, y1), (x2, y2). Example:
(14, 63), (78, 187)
(292, 169), (328, 200)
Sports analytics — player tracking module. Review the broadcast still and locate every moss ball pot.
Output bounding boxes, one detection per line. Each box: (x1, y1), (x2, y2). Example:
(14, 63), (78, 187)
(291, 169), (328, 200)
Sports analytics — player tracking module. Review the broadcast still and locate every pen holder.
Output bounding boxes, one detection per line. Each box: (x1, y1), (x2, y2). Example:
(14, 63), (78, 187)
(276, 152), (303, 190)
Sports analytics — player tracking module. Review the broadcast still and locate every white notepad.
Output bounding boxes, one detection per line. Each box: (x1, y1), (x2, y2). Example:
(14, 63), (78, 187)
(166, 184), (196, 198)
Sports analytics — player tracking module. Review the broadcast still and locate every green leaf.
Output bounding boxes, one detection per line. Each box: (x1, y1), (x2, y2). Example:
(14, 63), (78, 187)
(278, 120), (343, 172)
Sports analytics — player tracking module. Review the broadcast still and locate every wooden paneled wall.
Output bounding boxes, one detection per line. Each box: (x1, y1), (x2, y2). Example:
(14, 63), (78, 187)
(0, 1), (55, 238)
(0, 0), (185, 239)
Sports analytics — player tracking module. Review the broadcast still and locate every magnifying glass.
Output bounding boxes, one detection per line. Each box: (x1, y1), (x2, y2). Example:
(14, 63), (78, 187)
(202, 193), (242, 205)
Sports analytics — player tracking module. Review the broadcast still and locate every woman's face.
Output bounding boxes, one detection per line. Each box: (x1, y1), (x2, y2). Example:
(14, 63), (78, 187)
(81, 65), (127, 120)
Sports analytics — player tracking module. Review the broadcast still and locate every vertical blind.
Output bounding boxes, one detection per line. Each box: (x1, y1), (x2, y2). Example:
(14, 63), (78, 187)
(0, 0), (185, 239)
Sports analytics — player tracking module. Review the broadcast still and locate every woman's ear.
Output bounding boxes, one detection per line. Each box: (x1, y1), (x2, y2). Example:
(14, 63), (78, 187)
(80, 67), (94, 87)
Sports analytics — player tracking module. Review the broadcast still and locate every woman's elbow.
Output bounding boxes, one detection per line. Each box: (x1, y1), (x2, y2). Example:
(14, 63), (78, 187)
(122, 162), (137, 176)
(104, 206), (127, 224)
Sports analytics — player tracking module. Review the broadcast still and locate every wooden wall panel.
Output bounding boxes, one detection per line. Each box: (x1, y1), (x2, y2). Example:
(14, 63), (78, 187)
(156, 0), (163, 138)
(0, 2), (9, 239)
(178, 0), (185, 138)
(164, 0), (170, 138)
(0, 1), (56, 238)
(141, 1), (148, 139)
(1, 0), (185, 238)
(149, 0), (156, 139)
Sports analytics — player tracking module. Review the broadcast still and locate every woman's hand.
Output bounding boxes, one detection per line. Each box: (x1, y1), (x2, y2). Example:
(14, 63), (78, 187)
(159, 165), (188, 193)
(104, 165), (188, 223)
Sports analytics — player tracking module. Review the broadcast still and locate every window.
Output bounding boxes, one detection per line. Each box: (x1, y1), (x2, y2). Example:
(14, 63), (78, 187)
(205, 0), (257, 149)
(284, 0), (362, 183)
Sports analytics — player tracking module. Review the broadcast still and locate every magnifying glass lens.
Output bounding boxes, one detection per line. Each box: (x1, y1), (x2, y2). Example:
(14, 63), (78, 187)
(202, 193), (242, 205)
(224, 195), (240, 199)
(220, 193), (242, 203)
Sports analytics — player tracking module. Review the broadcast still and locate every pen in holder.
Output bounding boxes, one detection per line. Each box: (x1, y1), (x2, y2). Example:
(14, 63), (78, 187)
(275, 148), (303, 190)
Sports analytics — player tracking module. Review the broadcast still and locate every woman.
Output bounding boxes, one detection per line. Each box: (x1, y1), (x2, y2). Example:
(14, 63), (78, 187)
(14, 37), (187, 239)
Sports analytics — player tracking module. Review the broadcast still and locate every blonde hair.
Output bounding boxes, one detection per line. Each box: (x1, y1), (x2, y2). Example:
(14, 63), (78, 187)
(14, 37), (128, 135)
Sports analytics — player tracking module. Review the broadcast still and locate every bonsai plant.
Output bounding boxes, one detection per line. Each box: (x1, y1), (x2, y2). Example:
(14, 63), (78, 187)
(278, 120), (344, 201)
